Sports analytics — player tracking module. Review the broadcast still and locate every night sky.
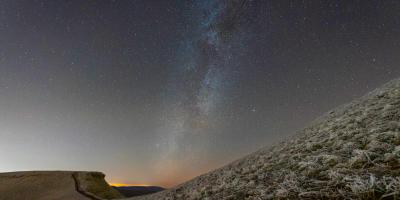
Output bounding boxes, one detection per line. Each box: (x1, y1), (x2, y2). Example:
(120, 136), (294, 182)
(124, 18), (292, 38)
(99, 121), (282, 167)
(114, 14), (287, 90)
(1, 0), (400, 187)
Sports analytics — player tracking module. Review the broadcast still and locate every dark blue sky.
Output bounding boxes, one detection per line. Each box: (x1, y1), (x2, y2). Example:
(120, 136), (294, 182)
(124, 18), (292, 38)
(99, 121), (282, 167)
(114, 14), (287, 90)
(0, 0), (399, 187)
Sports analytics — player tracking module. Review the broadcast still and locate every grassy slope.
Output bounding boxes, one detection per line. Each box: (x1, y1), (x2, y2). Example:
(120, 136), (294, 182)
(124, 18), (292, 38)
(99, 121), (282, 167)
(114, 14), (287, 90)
(0, 171), (88, 200)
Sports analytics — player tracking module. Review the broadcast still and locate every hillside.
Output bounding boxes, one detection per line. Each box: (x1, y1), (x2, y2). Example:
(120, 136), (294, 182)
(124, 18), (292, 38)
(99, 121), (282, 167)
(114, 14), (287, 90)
(130, 78), (400, 200)
(0, 171), (123, 200)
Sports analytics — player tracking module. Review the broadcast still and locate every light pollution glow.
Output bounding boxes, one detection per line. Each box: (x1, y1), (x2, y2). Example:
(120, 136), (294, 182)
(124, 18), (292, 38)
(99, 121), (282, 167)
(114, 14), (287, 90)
(109, 183), (151, 187)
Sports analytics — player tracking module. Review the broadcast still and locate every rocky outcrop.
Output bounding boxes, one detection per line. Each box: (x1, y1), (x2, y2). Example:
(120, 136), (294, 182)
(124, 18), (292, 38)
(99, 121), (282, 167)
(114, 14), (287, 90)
(130, 78), (400, 200)
(0, 171), (123, 200)
(73, 172), (124, 200)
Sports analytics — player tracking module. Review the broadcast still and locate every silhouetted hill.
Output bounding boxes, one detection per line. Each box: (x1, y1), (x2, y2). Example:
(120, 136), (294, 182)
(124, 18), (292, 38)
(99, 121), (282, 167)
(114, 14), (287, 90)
(114, 186), (164, 197)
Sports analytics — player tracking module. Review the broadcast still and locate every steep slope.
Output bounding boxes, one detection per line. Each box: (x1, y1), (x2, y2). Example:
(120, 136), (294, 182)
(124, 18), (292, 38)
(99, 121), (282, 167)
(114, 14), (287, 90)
(130, 78), (400, 200)
(0, 171), (123, 200)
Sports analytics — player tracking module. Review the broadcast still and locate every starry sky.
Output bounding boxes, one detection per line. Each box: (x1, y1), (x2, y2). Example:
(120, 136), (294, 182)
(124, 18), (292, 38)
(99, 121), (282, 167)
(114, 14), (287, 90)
(0, 0), (400, 187)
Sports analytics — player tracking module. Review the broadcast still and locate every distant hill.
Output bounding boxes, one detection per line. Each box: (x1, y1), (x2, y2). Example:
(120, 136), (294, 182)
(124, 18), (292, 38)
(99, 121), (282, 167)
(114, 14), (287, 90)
(113, 186), (164, 197)
(0, 171), (123, 200)
(130, 78), (400, 199)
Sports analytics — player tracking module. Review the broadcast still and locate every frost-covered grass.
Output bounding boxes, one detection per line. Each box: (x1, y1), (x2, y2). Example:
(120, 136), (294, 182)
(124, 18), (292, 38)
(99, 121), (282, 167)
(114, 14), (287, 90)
(345, 175), (400, 199)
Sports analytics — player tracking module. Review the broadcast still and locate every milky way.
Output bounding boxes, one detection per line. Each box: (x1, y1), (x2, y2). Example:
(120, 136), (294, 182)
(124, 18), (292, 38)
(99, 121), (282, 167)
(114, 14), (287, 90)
(1, 0), (400, 187)
(155, 0), (255, 178)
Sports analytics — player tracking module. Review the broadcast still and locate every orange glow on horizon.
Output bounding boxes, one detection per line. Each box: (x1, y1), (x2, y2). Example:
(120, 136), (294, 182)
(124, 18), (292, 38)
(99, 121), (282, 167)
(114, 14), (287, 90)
(110, 183), (151, 187)
(107, 158), (227, 188)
